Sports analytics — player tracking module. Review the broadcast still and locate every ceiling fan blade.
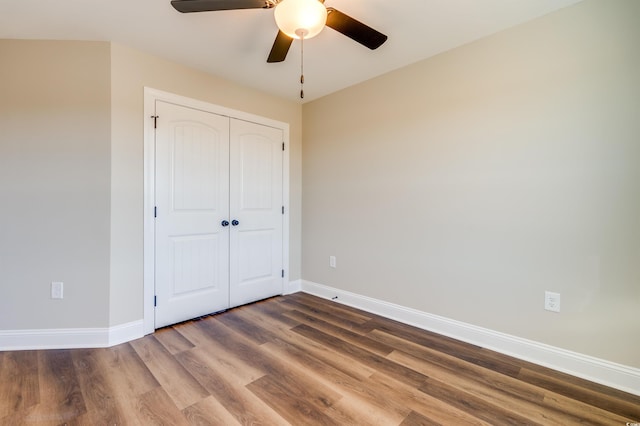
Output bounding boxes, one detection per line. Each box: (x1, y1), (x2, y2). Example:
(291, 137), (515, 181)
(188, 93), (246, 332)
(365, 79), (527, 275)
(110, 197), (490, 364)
(267, 31), (294, 63)
(325, 7), (387, 50)
(171, 0), (271, 13)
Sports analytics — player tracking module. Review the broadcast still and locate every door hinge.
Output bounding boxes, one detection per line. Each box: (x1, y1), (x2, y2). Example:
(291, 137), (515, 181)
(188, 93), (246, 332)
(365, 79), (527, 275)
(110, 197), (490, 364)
(281, 269), (285, 278)
(154, 296), (157, 307)
(282, 206), (284, 214)
(151, 115), (159, 129)
(154, 206), (157, 218)
(282, 142), (285, 151)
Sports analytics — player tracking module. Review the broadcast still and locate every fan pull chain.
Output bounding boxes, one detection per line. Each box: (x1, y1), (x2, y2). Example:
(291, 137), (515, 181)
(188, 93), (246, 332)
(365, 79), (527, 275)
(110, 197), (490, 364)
(300, 34), (305, 99)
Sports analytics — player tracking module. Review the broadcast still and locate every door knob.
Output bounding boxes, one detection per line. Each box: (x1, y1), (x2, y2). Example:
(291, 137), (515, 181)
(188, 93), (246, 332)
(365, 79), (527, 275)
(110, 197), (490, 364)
(221, 220), (229, 227)
(232, 220), (240, 226)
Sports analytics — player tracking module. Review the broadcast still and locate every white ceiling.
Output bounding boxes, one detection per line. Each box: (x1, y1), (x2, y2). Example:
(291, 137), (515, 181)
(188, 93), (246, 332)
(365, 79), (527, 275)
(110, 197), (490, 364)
(0, 0), (582, 102)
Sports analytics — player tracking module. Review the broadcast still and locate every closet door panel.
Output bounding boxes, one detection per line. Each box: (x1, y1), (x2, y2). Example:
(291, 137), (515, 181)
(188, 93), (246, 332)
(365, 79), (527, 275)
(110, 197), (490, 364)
(229, 119), (284, 306)
(155, 101), (230, 328)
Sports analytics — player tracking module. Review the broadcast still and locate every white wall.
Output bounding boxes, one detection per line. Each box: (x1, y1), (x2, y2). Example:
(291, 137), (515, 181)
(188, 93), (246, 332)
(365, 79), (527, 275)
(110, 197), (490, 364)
(302, 0), (640, 368)
(0, 40), (112, 329)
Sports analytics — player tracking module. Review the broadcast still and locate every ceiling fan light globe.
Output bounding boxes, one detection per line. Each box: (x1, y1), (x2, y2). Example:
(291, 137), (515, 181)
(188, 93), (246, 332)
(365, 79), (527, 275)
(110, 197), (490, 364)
(274, 0), (327, 39)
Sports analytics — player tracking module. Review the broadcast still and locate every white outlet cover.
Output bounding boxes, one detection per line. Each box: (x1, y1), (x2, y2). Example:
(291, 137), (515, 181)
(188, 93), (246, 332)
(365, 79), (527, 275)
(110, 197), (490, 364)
(544, 291), (560, 312)
(51, 281), (64, 299)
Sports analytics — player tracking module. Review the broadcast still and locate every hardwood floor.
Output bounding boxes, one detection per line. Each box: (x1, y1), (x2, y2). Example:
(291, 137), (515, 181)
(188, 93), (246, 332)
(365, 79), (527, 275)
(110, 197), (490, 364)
(1, 293), (639, 425)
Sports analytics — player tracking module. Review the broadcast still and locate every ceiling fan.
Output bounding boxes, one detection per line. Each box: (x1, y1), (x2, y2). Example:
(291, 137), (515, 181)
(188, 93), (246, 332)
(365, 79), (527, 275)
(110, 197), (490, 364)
(170, 0), (388, 63)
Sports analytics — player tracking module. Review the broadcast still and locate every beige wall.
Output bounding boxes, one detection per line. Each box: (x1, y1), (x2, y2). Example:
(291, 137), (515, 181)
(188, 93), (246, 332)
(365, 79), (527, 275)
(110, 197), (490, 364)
(109, 44), (302, 326)
(302, 0), (640, 368)
(0, 40), (112, 329)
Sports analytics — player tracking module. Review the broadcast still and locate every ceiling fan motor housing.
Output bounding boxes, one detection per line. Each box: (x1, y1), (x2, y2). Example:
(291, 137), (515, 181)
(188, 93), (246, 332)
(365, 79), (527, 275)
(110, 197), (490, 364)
(274, 0), (328, 39)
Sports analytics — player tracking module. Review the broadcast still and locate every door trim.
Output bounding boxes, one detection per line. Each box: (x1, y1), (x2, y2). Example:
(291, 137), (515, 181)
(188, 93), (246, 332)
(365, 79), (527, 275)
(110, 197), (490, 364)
(143, 87), (290, 335)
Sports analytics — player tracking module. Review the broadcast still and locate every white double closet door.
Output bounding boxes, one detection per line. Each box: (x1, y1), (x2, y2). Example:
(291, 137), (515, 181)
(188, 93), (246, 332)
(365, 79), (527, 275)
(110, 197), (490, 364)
(154, 101), (284, 328)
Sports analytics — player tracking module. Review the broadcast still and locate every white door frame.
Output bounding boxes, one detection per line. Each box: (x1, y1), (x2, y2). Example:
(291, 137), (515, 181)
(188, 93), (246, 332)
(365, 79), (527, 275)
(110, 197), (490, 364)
(142, 87), (290, 335)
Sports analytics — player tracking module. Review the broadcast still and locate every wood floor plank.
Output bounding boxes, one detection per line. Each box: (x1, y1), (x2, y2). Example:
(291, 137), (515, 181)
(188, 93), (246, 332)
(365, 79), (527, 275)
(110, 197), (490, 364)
(182, 395), (242, 426)
(372, 324), (636, 425)
(215, 306), (281, 345)
(368, 316), (523, 377)
(247, 360), (345, 415)
(130, 335), (209, 410)
(0, 350), (39, 418)
(284, 308), (395, 356)
(237, 305), (378, 381)
(367, 372), (492, 426)
(136, 387), (191, 426)
(523, 360), (640, 405)
(328, 394), (403, 426)
(279, 298), (377, 336)
(55, 413), (92, 425)
(0, 409), (37, 426)
(284, 293), (375, 329)
(198, 316), (354, 422)
(154, 326), (196, 355)
(188, 340), (266, 387)
(71, 348), (125, 425)
(292, 322), (430, 388)
(250, 296), (302, 328)
(245, 314), (392, 417)
(400, 410), (444, 426)
(541, 391), (635, 425)
(190, 317), (283, 375)
(260, 339), (409, 424)
(95, 344), (159, 396)
(519, 367), (640, 421)
(231, 299), (299, 335)
(482, 344), (640, 404)
(175, 347), (289, 426)
(388, 349), (576, 426)
(26, 350), (86, 424)
(176, 315), (286, 388)
(369, 329), (546, 404)
(93, 343), (161, 426)
(171, 320), (218, 348)
(418, 376), (542, 425)
(247, 374), (344, 426)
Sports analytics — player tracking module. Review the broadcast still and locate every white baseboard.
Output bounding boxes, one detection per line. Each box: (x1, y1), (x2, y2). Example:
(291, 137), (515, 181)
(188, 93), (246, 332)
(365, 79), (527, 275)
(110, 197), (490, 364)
(301, 280), (640, 397)
(0, 320), (144, 351)
(284, 279), (302, 295)
(108, 320), (144, 346)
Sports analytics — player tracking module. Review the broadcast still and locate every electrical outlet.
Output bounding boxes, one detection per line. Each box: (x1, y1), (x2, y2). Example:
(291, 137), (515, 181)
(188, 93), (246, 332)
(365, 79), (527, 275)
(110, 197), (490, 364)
(544, 291), (560, 312)
(51, 282), (64, 299)
(329, 256), (336, 268)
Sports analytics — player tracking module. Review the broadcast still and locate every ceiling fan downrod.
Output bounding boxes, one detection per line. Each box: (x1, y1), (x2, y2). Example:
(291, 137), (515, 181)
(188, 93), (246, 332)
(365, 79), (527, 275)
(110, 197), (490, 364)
(298, 30), (305, 99)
